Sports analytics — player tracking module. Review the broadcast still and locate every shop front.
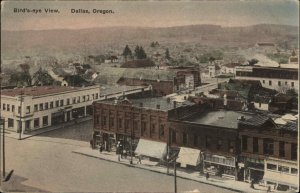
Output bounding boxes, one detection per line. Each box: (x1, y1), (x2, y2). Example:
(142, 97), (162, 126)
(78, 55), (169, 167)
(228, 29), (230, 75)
(177, 147), (201, 170)
(203, 153), (236, 180)
(243, 157), (264, 183)
(135, 139), (167, 161)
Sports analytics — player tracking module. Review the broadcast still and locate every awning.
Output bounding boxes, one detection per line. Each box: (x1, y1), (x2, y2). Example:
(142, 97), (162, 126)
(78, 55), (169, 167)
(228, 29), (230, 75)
(177, 147), (201, 167)
(135, 139), (167, 159)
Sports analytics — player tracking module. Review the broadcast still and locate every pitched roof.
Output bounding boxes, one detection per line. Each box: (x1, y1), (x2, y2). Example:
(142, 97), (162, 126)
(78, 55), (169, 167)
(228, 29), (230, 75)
(280, 121), (298, 132)
(239, 115), (273, 127)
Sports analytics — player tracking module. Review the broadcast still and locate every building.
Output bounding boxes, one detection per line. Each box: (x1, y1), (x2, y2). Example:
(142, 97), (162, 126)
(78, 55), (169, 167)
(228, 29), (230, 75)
(1, 85), (101, 133)
(208, 63), (221, 78)
(238, 116), (298, 191)
(235, 66), (298, 92)
(93, 96), (196, 160)
(288, 50), (298, 64)
(221, 63), (240, 74)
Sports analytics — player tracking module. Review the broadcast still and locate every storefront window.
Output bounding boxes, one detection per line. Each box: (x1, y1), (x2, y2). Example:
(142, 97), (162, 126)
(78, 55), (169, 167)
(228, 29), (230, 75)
(291, 168), (298, 174)
(267, 163), (277, 170)
(278, 165), (289, 173)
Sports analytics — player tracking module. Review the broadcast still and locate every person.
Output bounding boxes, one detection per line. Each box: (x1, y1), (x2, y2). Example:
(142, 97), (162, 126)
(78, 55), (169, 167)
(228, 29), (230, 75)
(137, 155), (142, 164)
(250, 179), (255, 189)
(118, 154), (121, 162)
(124, 150), (127, 159)
(99, 145), (103, 153)
(267, 185), (271, 193)
(206, 172), (209, 180)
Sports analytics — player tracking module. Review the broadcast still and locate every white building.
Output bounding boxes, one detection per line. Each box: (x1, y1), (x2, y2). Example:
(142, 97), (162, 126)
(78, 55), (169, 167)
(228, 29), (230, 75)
(264, 158), (298, 191)
(221, 63), (240, 74)
(208, 63), (221, 78)
(1, 85), (100, 133)
(235, 65), (298, 92)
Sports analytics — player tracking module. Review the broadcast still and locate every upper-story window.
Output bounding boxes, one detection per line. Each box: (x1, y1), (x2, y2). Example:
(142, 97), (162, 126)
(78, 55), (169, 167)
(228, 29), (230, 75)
(269, 80), (272, 86)
(182, 132), (188, 145)
(45, 102), (49, 110)
(217, 138), (223, 150)
(291, 143), (297, 160)
(12, 105), (15, 112)
(83, 96), (86, 102)
(39, 103), (43, 111)
(26, 106), (31, 113)
(278, 81), (281, 86)
(242, 135), (248, 151)
(92, 94), (95, 100)
(206, 136), (211, 148)
(172, 129), (176, 143)
(55, 100), (59, 107)
(77, 96), (80, 103)
(87, 95), (90, 101)
(291, 82), (294, 87)
(34, 104), (38, 112)
(60, 100), (64, 106)
(95, 93), (99, 99)
(50, 102), (54, 109)
(159, 124), (165, 137)
(67, 99), (70, 105)
(72, 97), (76, 104)
(263, 138), (274, 155)
(279, 141), (285, 157)
(7, 104), (10, 111)
(2, 104), (6, 110)
(253, 137), (258, 153)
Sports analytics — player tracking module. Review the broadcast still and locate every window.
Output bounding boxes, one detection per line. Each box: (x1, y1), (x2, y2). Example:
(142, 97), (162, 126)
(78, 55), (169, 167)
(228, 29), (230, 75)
(194, 135), (198, 147)
(102, 116), (107, 127)
(291, 82), (294, 87)
(77, 96), (80, 103)
(291, 143), (297, 160)
(291, 168), (298, 174)
(285, 81), (287, 86)
(45, 103), (49, 110)
(118, 118), (123, 129)
(56, 100), (59, 107)
(73, 97), (76, 104)
(267, 163), (277, 170)
(228, 140), (234, 153)
(12, 105), (15, 112)
(151, 123), (156, 134)
(278, 165), (289, 173)
(279, 141), (285, 157)
(87, 95), (90, 101)
(217, 138), (222, 150)
(34, 118), (40, 128)
(96, 93), (99, 99)
(39, 103), (43, 111)
(242, 135), (248, 151)
(60, 100), (64, 106)
(133, 121), (138, 132)
(269, 80), (272, 86)
(206, 136), (211, 148)
(263, 138), (274, 155)
(278, 81), (281, 86)
(182, 132), (188, 145)
(83, 96), (86, 102)
(262, 80), (265, 84)
(110, 117), (115, 127)
(50, 102), (54, 109)
(125, 120), (130, 130)
(158, 124), (164, 137)
(172, 130), (176, 143)
(92, 94), (95, 100)
(96, 116), (100, 124)
(8, 118), (14, 128)
(141, 121), (146, 135)
(253, 137), (258, 153)
(7, 104), (10, 111)
(18, 106), (21, 114)
(34, 104), (38, 112)
(26, 106), (31, 113)
(43, 116), (48, 126)
(67, 99), (70, 105)
(2, 104), (5, 110)
(259, 103), (261, 108)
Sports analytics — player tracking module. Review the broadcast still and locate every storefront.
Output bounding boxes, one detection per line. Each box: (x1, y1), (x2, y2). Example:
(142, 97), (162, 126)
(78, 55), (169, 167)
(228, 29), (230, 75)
(243, 157), (264, 183)
(203, 153), (236, 179)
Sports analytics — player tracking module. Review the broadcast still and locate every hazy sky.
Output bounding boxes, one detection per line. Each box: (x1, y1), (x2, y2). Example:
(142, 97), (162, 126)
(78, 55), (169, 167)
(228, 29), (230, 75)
(1, 0), (298, 31)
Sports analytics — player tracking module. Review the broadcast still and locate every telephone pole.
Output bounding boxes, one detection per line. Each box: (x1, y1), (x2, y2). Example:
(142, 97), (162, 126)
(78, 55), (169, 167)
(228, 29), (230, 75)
(18, 90), (24, 140)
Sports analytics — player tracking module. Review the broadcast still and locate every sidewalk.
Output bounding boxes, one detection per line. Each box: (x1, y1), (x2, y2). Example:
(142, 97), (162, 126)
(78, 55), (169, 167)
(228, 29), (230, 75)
(73, 147), (276, 193)
(4, 116), (92, 140)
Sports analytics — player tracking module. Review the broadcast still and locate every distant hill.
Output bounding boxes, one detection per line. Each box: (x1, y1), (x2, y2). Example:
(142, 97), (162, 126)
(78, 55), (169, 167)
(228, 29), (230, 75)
(1, 24), (298, 58)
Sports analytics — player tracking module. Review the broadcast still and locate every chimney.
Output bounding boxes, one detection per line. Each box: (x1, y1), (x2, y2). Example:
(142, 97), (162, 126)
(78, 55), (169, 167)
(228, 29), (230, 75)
(156, 104), (160, 109)
(139, 103), (143, 107)
(173, 101), (177, 109)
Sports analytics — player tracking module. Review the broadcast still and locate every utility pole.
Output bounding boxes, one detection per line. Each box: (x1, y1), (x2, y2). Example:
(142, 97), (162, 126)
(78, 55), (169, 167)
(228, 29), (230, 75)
(2, 121), (5, 178)
(18, 90), (24, 140)
(130, 115), (133, 165)
(174, 156), (177, 193)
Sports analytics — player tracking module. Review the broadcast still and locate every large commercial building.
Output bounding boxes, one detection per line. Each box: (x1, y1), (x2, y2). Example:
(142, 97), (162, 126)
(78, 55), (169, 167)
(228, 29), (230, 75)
(235, 66), (298, 92)
(1, 85), (101, 133)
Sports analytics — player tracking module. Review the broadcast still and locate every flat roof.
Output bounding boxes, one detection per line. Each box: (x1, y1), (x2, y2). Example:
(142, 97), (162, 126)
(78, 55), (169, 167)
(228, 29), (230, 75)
(98, 97), (194, 111)
(100, 85), (146, 96)
(1, 86), (96, 97)
(184, 110), (253, 129)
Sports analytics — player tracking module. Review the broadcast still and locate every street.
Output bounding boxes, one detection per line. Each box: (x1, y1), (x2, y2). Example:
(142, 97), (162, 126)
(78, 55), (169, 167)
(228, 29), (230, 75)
(2, 120), (236, 192)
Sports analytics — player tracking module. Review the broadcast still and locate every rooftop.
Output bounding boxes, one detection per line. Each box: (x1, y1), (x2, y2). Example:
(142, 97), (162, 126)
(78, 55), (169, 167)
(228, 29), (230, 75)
(100, 85), (147, 96)
(184, 110), (253, 129)
(280, 121), (298, 132)
(98, 97), (194, 111)
(1, 85), (99, 97)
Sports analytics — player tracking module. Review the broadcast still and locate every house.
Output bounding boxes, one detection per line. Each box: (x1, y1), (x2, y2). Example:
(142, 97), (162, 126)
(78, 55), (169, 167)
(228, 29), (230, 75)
(208, 63), (221, 78)
(288, 50), (298, 64)
(221, 63), (240, 74)
(104, 55), (119, 63)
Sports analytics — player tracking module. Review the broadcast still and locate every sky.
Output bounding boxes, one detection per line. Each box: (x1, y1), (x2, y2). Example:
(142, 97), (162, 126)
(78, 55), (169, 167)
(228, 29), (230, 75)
(1, 0), (299, 31)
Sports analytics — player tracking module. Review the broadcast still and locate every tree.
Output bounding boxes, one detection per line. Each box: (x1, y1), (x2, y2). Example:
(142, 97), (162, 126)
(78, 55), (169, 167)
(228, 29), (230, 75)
(134, 45), (140, 59)
(165, 48), (171, 60)
(32, 68), (54, 86)
(248, 58), (259, 66)
(122, 45), (132, 60)
(139, 47), (147, 59)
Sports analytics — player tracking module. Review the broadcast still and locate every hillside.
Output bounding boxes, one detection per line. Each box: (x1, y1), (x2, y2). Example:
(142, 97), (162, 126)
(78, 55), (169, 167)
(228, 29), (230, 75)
(1, 24), (298, 58)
